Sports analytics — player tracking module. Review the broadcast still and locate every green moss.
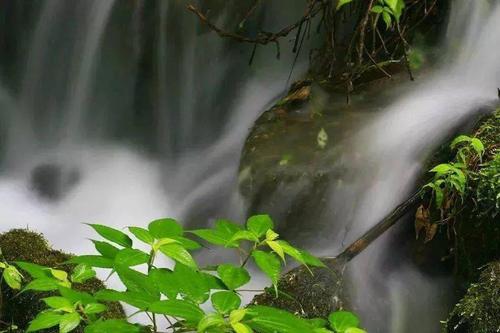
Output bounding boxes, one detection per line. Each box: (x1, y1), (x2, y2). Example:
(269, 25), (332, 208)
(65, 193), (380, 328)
(455, 109), (500, 283)
(252, 261), (348, 319)
(445, 261), (500, 333)
(0, 229), (125, 332)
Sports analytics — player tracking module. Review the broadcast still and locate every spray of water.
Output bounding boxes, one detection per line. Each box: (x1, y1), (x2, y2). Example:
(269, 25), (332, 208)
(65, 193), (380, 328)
(0, 1), (312, 250)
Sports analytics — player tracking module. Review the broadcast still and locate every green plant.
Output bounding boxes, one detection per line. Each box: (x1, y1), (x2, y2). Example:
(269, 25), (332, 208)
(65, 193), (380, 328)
(337, 0), (406, 28)
(475, 153), (500, 218)
(371, 0), (405, 29)
(7, 216), (366, 333)
(424, 135), (484, 210)
(0, 254), (23, 291)
(416, 135), (486, 241)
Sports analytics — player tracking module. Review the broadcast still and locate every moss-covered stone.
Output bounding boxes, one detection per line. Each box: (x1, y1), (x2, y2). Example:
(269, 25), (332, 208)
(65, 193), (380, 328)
(445, 261), (500, 333)
(454, 109), (500, 283)
(0, 229), (125, 332)
(252, 260), (348, 318)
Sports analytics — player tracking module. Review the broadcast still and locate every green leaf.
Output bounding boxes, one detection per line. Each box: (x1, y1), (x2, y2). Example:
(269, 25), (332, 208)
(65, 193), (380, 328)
(471, 138), (485, 157)
(265, 229), (279, 241)
(211, 291), (241, 314)
(114, 248), (150, 267)
(173, 263), (212, 303)
(59, 287), (96, 305)
(190, 220), (242, 248)
(3, 265), (22, 289)
(15, 262), (50, 279)
(309, 318), (328, 328)
(149, 300), (204, 323)
(229, 230), (260, 244)
(371, 5), (384, 13)
(50, 269), (68, 282)
(451, 135), (471, 149)
(114, 266), (159, 298)
(68, 255), (114, 269)
(128, 227), (154, 245)
(247, 215), (274, 237)
(152, 237), (180, 251)
(87, 224), (132, 248)
(299, 250), (326, 267)
(92, 240), (120, 259)
(252, 251), (281, 287)
(151, 264), (224, 302)
(317, 128), (328, 149)
(266, 240), (285, 262)
(382, 11), (392, 29)
(430, 164), (452, 175)
(232, 322), (254, 333)
(198, 313), (226, 332)
(217, 264), (250, 290)
(42, 296), (74, 312)
(95, 289), (155, 310)
(246, 306), (315, 333)
(71, 264), (96, 284)
(84, 320), (141, 333)
(328, 311), (360, 332)
(170, 236), (202, 250)
(276, 241), (325, 267)
(149, 268), (179, 299)
(159, 243), (197, 269)
(384, 0), (398, 11)
(336, 0), (354, 10)
(313, 329), (334, 333)
(26, 311), (62, 332)
(345, 328), (367, 333)
(59, 312), (81, 333)
(148, 218), (183, 239)
(83, 303), (107, 315)
(230, 309), (247, 324)
(23, 278), (59, 292)
(434, 185), (444, 207)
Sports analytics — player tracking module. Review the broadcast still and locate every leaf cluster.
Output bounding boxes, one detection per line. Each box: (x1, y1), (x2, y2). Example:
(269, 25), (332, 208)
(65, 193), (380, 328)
(2, 216), (366, 333)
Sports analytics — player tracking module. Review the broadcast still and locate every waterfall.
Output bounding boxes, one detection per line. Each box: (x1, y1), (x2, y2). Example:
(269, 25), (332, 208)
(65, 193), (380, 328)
(317, 1), (500, 332)
(0, 1), (312, 252)
(0, 0), (498, 332)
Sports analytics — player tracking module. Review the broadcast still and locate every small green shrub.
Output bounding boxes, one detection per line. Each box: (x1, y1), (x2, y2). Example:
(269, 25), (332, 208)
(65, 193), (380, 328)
(2, 216), (366, 333)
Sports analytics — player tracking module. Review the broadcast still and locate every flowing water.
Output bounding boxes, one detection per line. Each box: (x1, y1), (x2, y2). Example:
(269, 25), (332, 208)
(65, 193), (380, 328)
(0, 0), (311, 250)
(0, 1), (499, 332)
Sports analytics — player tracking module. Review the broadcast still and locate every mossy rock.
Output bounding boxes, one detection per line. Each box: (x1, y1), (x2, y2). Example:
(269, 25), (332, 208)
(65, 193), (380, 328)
(0, 229), (125, 332)
(445, 261), (500, 333)
(252, 259), (349, 319)
(454, 109), (500, 283)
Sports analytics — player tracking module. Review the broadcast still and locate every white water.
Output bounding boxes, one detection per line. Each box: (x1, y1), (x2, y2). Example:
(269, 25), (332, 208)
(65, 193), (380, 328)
(0, 1), (311, 254)
(0, 1), (498, 332)
(320, 1), (500, 331)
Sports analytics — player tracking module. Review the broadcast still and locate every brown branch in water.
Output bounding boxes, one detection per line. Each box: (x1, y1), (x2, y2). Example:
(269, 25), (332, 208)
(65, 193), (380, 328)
(332, 190), (423, 264)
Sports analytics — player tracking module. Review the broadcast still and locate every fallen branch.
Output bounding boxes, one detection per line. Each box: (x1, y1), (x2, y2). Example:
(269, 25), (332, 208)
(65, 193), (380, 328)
(253, 190), (423, 317)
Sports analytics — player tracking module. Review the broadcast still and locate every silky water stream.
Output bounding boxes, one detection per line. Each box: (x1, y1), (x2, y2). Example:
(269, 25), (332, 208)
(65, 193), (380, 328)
(0, 1), (499, 332)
